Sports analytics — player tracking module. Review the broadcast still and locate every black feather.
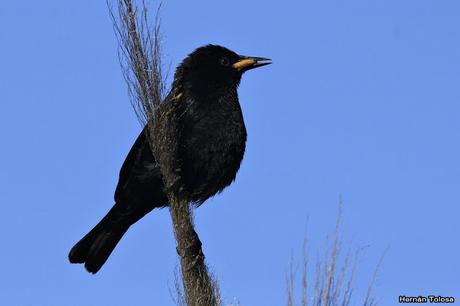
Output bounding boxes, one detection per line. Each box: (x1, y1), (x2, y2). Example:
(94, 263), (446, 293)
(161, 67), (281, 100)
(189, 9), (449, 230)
(69, 45), (270, 273)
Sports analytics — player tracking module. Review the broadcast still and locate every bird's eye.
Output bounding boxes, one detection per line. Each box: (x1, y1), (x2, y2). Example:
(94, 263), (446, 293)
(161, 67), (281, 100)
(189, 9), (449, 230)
(220, 57), (230, 66)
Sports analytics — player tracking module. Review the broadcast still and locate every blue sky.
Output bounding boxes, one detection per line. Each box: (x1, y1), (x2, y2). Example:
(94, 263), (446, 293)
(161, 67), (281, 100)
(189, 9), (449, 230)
(1, 1), (459, 305)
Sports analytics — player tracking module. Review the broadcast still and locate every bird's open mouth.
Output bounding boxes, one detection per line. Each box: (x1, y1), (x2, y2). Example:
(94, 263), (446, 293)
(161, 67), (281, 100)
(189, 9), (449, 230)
(232, 56), (272, 72)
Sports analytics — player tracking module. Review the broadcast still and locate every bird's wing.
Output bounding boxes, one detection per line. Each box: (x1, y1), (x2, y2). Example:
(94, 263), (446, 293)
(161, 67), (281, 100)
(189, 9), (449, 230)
(114, 92), (183, 203)
(114, 126), (161, 203)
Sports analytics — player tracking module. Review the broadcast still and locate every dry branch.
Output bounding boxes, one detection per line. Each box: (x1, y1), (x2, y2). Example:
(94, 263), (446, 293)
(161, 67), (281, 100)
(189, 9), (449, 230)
(108, 1), (220, 305)
(286, 203), (384, 306)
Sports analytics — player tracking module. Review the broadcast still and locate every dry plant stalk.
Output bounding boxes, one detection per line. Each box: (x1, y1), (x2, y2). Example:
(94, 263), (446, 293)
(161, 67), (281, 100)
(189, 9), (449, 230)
(109, 1), (220, 305)
(109, 0), (165, 124)
(286, 204), (384, 306)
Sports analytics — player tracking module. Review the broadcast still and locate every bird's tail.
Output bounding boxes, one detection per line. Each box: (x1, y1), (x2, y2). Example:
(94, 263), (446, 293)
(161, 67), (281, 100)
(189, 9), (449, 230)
(68, 205), (129, 274)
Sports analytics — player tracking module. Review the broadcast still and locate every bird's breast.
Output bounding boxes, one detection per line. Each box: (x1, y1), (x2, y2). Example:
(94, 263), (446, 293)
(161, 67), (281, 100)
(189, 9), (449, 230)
(180, 98), (247, 202)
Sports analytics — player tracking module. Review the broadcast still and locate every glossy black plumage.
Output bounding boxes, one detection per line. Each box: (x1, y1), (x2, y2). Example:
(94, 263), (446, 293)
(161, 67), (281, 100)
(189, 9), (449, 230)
(68, 45), (270, 273)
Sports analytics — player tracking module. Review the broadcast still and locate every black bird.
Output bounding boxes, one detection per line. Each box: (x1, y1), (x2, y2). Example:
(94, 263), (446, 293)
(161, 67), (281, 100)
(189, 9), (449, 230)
(68, 45), (271, 273)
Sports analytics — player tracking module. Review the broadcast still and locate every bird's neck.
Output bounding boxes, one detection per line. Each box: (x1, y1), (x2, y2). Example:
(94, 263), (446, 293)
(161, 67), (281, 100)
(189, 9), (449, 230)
(186, 85), (238, 103)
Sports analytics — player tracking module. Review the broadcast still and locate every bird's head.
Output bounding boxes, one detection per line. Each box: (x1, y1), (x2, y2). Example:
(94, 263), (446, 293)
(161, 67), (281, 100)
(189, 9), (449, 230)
(174, 45), (271, 97)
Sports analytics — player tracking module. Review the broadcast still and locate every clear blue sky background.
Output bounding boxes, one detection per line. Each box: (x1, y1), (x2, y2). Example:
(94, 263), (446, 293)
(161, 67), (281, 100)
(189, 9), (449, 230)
(1, 1), (459, 305)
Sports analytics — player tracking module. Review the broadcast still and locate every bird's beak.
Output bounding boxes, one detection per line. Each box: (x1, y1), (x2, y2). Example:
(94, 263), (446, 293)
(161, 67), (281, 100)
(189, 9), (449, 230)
(232, 56), (272, 72)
